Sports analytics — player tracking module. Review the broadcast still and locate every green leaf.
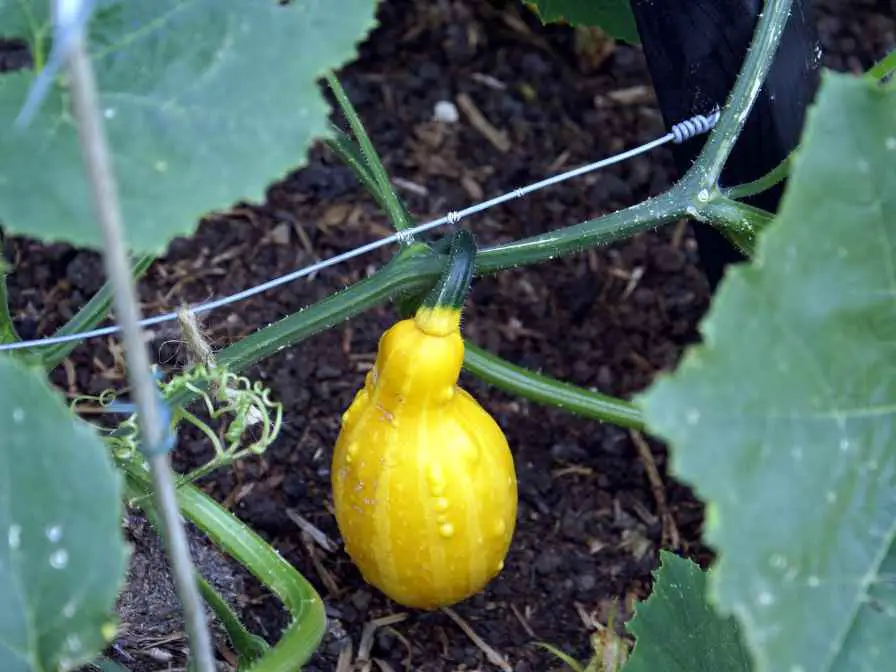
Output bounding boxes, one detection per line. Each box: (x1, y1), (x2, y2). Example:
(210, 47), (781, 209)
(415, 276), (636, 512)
(623, 551), (751, 671)
(0, 0), (378, 253)
(638, 71), (896, 672)
(0, 252), (20, 344)
(0, 355), (127, 672)
(524, 0), (639, 44)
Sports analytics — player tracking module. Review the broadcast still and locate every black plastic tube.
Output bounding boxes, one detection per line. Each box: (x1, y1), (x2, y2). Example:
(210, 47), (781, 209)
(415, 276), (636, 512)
(630, 0), (821, 288)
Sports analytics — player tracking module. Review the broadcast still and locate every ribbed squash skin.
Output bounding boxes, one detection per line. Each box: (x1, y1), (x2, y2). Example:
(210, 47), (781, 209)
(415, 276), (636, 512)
(331, 311), (517, 609)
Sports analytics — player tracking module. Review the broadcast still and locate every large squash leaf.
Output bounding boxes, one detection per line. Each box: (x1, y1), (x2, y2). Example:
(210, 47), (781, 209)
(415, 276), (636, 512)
(624, 551), (751, 671)
(0, 355), (127, 671)
(639, 72), (896, 671)
(0, 0), (378, 253)
(525, 1), (639, 43)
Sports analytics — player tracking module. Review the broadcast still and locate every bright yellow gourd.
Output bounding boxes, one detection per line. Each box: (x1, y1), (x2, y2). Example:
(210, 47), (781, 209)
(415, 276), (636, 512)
(331, 231), (517, 609)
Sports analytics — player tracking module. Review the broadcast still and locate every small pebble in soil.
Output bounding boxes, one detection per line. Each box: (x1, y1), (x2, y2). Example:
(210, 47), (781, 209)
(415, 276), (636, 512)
(269, 222), (291, 246)
(433, 100), (460, 123)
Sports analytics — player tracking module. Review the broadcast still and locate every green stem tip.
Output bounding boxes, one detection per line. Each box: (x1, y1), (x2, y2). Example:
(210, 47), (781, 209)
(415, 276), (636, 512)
(420, 229), (477, 312)
(415, 229), (477, 336)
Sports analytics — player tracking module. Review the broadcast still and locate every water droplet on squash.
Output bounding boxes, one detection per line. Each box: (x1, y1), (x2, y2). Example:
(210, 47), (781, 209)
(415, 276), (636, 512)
(496, 560), (504, 572)
(433, 496), (449, 512)
(345, 442), (359, 464)
(427, 465), (446, 495)
(493, 519), (506, 536)
(439, 523), (455, 538)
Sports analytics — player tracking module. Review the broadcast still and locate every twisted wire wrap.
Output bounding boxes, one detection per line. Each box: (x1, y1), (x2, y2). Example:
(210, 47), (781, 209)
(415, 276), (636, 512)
(671, 106), (722, 143)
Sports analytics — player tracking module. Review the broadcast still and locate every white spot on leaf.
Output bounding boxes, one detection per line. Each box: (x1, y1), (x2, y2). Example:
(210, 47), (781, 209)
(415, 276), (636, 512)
(49, 548), (69, 569)
(8, 524), (21, 549)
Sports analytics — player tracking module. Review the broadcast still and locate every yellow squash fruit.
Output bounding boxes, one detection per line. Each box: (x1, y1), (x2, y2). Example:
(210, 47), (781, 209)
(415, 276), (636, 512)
(331, 231), (517, 609)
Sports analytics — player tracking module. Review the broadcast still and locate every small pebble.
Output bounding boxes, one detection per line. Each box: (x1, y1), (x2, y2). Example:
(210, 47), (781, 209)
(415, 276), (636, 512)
(269, 222), (291, 245)
(433, 100), (459, 123)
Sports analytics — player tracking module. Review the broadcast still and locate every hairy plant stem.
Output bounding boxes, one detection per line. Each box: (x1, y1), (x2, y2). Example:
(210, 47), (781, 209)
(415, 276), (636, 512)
(684, 0), (796, 191)
(326, 72), (413, 234)
(65, 33), (215, 672)
(724, 154), (792, 201)
(463, 342), (644, 429)
(478, 187), (688, 272)
(700, 194), (775, 256)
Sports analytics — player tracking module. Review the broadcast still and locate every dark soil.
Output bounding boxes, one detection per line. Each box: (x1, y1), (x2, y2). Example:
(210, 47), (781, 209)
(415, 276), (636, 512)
(4, 1), (894, 670)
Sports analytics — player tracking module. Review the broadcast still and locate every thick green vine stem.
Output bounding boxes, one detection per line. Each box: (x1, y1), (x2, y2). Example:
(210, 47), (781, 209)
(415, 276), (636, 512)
(462, 342), (644, 430)
(686, 0), (795, 190)
(121, 459), (327, 671)
(695, 193), (774, 257)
